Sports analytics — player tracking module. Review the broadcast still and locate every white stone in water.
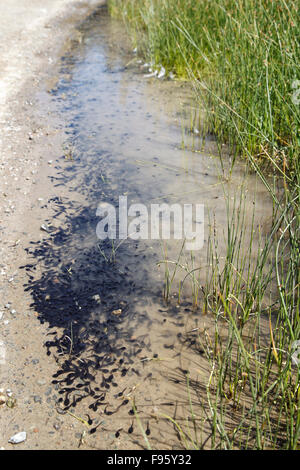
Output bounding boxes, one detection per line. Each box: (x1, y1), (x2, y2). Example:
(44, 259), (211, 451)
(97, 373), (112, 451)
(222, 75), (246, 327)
(144, 70), (158, 78)
(157, 66), (166, 79)
(8, 432), (26, 444)
(40, 224), (49, 232)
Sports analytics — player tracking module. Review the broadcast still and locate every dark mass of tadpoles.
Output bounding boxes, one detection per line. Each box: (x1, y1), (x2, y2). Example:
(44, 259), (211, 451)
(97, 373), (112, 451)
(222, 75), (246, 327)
(21, 199), (196, 440)
(21, 197), (157, 438)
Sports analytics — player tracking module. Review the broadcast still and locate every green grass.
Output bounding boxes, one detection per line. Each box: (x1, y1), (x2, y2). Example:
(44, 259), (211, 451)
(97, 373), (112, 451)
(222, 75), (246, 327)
(108, 0), (299, 173)
(108, 0), (300, 449)
(154, 191), (299, 449)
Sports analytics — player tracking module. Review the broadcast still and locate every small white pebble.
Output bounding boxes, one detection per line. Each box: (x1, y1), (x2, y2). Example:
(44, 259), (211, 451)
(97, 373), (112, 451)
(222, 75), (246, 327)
(8, 432), (26, 444)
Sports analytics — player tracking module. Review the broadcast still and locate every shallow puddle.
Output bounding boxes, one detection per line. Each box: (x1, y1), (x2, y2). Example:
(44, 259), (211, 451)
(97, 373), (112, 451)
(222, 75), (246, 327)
(23, 6), (274, 449)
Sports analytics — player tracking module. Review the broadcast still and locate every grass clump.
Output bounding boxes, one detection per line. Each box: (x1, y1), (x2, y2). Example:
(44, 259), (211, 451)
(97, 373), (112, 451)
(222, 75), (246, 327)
(108, 0), (299, 172)
(155, 192), (299, 449)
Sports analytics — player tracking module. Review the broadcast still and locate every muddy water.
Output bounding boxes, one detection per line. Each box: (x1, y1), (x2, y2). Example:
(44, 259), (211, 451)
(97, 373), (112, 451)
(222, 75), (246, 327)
(23, 6), (273, 449)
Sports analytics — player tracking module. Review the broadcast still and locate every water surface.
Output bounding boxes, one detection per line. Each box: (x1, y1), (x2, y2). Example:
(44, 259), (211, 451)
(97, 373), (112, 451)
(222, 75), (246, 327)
(23, 6), (273, 449)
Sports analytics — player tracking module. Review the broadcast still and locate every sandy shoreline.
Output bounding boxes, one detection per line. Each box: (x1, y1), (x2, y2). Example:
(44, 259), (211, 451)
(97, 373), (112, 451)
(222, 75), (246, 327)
(0, 0), (105, 450)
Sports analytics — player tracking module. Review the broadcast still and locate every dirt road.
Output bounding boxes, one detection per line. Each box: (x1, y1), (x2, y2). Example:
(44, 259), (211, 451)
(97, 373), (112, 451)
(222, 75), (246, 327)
(0, 0), (106, 450)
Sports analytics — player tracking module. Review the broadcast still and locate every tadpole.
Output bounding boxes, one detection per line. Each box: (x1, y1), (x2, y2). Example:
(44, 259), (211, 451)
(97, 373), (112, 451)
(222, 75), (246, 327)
(85, 414), (93, 425)
(128, 421), (134, 434)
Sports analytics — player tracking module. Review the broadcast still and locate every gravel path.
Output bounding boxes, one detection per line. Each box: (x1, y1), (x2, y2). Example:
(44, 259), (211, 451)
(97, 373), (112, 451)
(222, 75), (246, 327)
(0, 0), (105, 450)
